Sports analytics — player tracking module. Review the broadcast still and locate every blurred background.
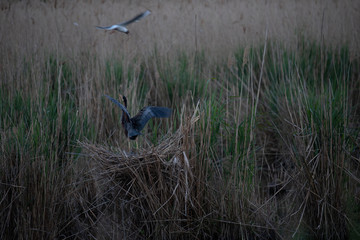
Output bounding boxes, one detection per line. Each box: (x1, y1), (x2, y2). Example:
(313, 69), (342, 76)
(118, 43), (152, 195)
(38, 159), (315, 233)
(1, 0), (359, 60)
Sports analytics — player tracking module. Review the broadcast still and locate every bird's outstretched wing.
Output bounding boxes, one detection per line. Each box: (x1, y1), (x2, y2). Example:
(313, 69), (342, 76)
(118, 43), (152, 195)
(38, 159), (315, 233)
(104, 95), (131, 118)
(96, 25), (119, 30)
(119, 10), (151, 26)
(132, 106), (172, 131)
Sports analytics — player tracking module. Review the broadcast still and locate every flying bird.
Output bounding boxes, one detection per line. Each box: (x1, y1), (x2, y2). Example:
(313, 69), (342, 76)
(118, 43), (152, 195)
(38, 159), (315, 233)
(96, 10), (151, 34)
(104, 95), (172, 140)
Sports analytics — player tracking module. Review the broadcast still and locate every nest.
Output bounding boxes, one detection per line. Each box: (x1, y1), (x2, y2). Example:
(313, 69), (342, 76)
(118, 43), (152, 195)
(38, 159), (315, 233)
(79, 104), (204, 238)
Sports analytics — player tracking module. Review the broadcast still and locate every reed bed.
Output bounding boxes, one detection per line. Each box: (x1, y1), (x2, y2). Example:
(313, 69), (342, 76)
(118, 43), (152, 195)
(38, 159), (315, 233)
(1, 1), (360, 239)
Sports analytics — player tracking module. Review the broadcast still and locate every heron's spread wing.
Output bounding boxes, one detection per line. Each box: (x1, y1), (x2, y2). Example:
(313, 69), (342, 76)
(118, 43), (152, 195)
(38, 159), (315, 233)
(96, 25), (118, 30)
(132, 106), (172, 131)
(119, 10), (151, 26)
(104, 95), (131, 118)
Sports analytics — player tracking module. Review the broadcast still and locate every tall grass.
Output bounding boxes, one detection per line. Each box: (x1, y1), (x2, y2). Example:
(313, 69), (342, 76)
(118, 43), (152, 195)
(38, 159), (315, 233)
(1, 26), (360, 239)
(256, 44), (360, 239)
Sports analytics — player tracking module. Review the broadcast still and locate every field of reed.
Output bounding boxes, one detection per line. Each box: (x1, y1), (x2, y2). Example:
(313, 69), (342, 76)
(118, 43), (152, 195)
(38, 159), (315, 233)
(1, 0), (360, 239)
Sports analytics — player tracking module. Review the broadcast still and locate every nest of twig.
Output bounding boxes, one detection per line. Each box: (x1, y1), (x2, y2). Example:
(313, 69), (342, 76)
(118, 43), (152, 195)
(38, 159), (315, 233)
(80, 104), (203, 238)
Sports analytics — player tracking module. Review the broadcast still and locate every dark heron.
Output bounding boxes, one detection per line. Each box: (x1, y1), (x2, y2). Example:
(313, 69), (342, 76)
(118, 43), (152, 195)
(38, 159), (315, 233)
(104, 95), (172, 140)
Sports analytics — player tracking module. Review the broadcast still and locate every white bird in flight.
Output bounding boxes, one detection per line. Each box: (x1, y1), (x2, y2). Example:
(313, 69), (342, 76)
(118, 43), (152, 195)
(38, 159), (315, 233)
(96, 10), (151, 34)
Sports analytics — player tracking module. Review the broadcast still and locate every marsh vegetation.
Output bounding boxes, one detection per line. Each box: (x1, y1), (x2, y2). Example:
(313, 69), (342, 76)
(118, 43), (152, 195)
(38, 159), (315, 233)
(1, 1), (360, 239)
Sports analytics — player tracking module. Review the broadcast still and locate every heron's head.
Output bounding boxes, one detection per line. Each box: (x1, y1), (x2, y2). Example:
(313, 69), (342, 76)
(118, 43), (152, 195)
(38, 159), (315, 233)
(129, 135), (137, 140)
(127, 128), (140, 140)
